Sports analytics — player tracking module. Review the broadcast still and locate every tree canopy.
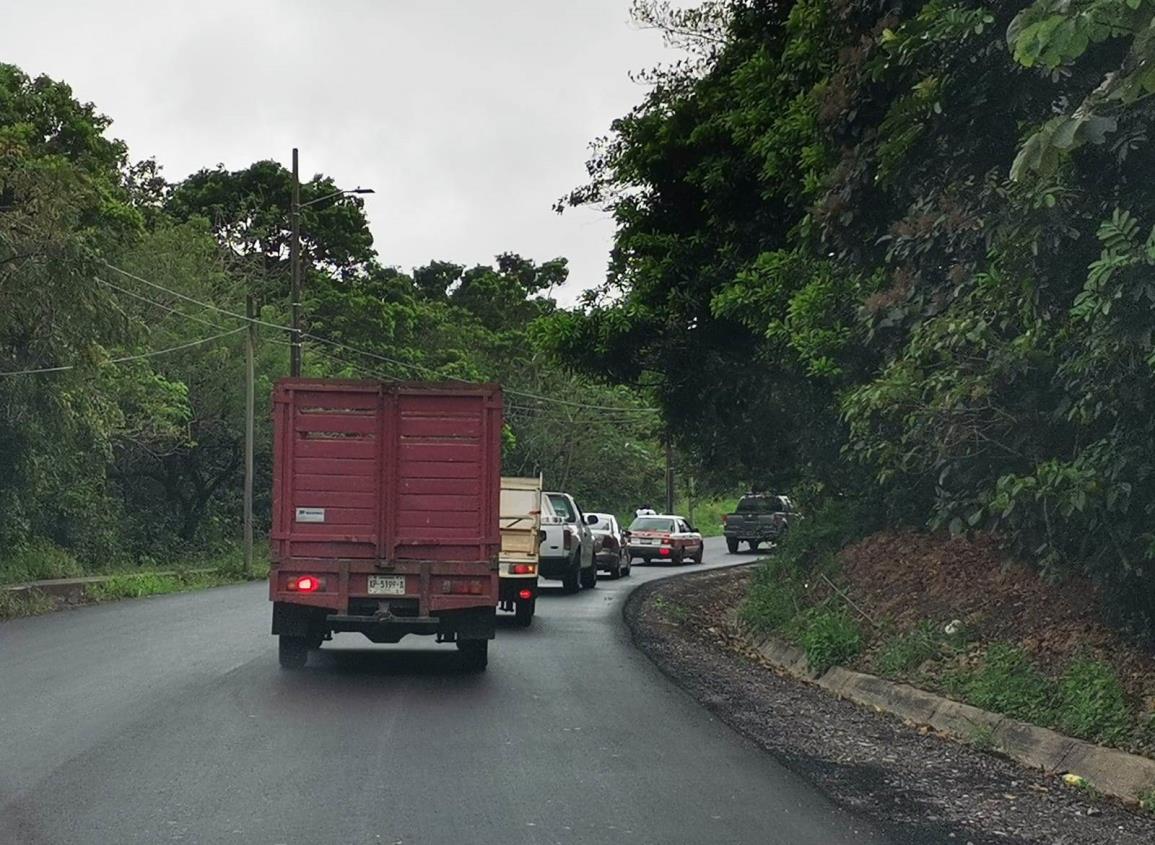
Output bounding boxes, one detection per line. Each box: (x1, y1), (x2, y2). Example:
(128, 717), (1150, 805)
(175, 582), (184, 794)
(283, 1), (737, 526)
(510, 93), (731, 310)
(545, 0), (1155, 629)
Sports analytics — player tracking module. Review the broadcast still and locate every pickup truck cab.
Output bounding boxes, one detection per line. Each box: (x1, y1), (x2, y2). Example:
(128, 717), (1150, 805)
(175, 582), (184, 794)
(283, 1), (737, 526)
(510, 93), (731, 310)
(723, 493), (795, 553)
(538, 491), (596, 593)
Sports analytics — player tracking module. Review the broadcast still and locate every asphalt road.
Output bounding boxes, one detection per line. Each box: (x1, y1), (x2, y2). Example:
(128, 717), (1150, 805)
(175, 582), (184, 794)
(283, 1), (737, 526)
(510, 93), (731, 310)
(1, 537), (894, 845)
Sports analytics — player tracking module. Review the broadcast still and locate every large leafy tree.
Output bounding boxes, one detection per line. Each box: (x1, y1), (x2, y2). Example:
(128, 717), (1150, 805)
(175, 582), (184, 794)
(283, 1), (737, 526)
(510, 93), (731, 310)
(548, 0), (1155, 627)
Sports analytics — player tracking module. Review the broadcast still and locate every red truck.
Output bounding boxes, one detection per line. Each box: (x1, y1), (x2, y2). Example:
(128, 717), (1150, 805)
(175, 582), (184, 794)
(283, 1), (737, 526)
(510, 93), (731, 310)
(268, 379), (503, 671)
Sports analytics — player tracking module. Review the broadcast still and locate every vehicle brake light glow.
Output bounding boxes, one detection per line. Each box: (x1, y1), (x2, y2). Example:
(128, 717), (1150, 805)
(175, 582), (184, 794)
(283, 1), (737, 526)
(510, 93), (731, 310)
(659, 548), (671, 556)
(511, 563), (537, 575)
(288, 575), (323, 592)
(518, 588), (533, 600)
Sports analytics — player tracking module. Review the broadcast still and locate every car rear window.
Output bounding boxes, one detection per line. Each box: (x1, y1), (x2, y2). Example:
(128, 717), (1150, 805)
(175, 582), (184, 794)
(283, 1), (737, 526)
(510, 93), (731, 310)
(737, 496), (781, 513)
(547, 494), (575, 522)
(630, 517), (675, 532)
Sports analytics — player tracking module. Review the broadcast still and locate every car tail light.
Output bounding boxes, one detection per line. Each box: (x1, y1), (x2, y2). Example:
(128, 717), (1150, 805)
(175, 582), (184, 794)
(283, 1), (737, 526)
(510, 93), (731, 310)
(518, 588), (533, 600)
(661, 537), (671, 546)
(511, 563), (537, 575)
(287, 575), (324, 592)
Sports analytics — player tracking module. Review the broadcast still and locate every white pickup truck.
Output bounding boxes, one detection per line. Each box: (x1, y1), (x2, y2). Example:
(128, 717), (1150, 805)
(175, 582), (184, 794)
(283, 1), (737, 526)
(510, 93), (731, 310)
(538, 491), (596, 593)
(498, 476), (543, 626)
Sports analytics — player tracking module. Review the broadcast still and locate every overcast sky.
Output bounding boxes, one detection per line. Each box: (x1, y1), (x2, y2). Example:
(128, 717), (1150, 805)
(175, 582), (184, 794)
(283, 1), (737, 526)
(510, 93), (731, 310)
(1, 1), (683, 302)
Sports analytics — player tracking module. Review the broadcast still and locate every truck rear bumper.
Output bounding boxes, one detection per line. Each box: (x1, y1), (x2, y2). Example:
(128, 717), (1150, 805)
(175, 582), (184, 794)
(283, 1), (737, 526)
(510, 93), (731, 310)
(273, 601), (495, 644)
(539, 554), (577, 580)
(499, 576), (537, 602)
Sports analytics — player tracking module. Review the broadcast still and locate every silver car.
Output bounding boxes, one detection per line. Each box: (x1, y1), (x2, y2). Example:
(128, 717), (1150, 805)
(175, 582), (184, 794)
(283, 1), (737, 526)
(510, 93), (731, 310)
(586, 512), (631, 579)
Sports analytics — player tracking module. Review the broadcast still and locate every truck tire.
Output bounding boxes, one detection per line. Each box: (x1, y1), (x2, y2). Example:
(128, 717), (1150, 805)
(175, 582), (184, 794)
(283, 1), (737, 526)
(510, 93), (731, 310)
(515, 597), (535, 627)
(580, 562), (598, 589)
(748, 539), (760, 552)
(457, 639), (488, 671)
(278, 635), (308, 670)
(726, 536), (739, 554)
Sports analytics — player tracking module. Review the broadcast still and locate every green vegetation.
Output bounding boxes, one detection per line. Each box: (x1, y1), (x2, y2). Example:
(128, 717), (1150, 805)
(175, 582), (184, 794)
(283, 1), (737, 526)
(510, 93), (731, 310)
(799, 608), (862, 675)
(85, 570), (230, 602)
(0, 62), (673, 589)
(1140, 788), (1155, 813)
(541, 0), (1155, 632)
(946, 645), (1136, 746)
(0, 590), (56, 620)
(877, 622), (945, 677)
(739, 556), (804, 633)
(1055, 657), (1133, 745)
(946, 644), (1056, 726)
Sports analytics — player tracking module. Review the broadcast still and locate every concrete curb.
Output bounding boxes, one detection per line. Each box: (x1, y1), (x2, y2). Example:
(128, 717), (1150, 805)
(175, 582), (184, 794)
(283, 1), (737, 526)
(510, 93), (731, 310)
(727, 611), (1155, 805)
(2, 567), (223, 604)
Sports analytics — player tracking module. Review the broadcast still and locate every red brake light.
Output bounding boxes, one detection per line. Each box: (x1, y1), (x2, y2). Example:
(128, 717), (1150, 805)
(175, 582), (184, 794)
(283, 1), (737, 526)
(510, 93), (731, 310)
(659, 548), (671, 556)
(511, 563), (537, 575)
(288, 575), (323, 592)
(518, 588), (533, 600)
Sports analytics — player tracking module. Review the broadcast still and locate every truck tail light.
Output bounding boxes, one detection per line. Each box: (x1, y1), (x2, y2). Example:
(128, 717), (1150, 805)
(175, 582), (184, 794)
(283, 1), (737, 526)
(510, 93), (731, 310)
(511, 563), (537, 575)
(287, 575), (325, 592)
(518, 588), (533, 600)
(722, 514), (728, 524)
(563, 528), (574, 550)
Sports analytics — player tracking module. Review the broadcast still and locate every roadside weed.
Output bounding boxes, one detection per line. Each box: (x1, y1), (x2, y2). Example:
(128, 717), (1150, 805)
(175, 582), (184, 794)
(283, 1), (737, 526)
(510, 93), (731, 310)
(740, 558), (802, 633)
(1054, 657), (1132, 744)
(801, 607), (862, 674)
(946, 644), (1055, 725)
(1139, 788), (1155, 813)
(877, 621), (942, 676)
(0, 589), (56, 620)
(0, 543), (84, 585)
(654, 596), (689, 624)
(968, 722), (998, 753)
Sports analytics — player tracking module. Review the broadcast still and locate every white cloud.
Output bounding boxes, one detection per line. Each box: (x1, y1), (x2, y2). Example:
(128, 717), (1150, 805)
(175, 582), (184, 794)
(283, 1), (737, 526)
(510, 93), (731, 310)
(2, 0), (682, 302)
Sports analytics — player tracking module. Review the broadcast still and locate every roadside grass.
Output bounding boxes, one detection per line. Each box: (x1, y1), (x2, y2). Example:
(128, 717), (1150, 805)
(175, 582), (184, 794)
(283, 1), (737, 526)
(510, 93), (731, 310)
(735, 498), (1147, 751)
(0, 543), (268, 620)
(653, 595), (690, 624)
(944, 645), (1137, 746)
(799, 607), (862, 674)
(0, 543), (86, 585)
(1140, 788), (1155, 813)
(1054, 656), (1132, 745)
(0, 589), (56, 619)
(674, 494), (738, 538)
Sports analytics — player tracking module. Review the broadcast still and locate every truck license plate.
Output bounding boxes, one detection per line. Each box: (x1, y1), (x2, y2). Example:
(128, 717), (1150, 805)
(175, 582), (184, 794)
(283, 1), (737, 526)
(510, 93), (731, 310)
(367, 575), (406, 596)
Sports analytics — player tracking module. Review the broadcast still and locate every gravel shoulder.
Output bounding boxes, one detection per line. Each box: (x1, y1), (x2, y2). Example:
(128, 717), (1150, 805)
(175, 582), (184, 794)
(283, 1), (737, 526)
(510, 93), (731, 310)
(625, 564), (1155, 845)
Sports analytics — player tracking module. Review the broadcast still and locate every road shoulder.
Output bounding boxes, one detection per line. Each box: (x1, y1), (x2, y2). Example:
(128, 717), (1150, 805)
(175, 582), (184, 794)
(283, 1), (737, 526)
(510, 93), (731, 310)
(624, 565), (1155, 845)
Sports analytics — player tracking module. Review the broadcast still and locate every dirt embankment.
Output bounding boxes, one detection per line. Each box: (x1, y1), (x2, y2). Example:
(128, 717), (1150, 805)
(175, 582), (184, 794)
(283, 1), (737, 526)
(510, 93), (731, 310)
(839, 531), (1155, 707)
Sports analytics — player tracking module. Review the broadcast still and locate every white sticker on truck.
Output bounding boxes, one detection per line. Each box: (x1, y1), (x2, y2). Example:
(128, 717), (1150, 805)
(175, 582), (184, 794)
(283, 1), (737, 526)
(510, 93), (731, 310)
(295, 507), (326, 523)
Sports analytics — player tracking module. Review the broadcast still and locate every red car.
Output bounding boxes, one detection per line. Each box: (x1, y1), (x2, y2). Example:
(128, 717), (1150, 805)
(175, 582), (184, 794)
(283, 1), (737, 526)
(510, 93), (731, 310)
(625, 514), (704, 565)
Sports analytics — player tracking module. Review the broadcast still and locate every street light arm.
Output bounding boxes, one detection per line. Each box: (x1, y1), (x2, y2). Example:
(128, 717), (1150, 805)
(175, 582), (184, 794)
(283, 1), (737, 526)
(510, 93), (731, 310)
(298, 187), (375, 209)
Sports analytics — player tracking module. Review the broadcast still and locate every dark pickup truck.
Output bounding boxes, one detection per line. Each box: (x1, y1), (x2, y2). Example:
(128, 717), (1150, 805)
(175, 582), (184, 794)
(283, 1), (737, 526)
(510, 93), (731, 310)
(722, 493), (795, 553)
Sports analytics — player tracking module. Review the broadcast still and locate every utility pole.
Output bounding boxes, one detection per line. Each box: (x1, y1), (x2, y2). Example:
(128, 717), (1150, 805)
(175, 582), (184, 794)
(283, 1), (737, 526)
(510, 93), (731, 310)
(289, 147), (302, 377)
(665, 434), (674, 515)
(244, 295), (256, 578)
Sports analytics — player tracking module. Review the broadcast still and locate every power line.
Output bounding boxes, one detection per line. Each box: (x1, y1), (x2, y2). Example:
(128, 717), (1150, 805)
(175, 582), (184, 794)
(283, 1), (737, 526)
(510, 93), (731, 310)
(0, 327), (247, 377)
(103, 262), (287, 332)
(99, 260), (662, 415)
(95, 276), (230, 331)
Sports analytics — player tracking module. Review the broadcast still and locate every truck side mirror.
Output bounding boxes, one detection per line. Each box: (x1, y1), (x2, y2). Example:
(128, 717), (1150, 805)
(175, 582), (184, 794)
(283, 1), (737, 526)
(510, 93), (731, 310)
(586, 514), (598, 525)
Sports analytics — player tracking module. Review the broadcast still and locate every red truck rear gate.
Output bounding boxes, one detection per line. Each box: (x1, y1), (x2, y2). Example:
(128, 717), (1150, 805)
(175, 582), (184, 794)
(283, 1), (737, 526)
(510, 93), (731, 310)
(268, 379), (502, 662)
